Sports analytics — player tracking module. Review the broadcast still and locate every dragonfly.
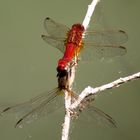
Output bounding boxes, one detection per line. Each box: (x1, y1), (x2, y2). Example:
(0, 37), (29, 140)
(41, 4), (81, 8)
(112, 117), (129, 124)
(0, 17), (128, 128)
(42, 17), (128, 76)
(0, 72), (116, 128)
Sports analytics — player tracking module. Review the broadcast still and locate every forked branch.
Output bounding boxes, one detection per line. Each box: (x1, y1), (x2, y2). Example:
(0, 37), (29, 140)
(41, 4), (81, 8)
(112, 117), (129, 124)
(70, 72), (140, 111)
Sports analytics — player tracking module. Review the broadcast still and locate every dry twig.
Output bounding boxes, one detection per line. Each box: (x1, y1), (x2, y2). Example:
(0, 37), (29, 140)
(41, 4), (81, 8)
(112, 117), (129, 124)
(70, 72), (140, 110)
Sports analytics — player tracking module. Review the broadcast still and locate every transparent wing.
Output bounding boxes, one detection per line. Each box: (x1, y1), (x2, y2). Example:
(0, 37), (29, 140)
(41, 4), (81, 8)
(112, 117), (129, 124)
(81, 30), (127, 61)
(42, 17), (69, 52)
(74, 96), (116, 127)
(41, 35), (65, 53)
(43, 17), (69, 38)
(80, 44), (127, 61)
(0, 88), (64, 128)
(83, 30), (128, 46)
(42, 18), (128, 61)
(82, 2), (128, 61)
(85, 105), (117, 127)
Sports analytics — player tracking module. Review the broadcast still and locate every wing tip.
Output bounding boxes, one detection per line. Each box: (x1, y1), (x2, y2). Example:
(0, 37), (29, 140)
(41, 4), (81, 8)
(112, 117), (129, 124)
(119, 30), (126, 34)
(44, 17), (51, 22)
(45, 17), (50, 20)
(109, 118), (117, 128)
(41, 34), (45, 38)
(41, 34), (50, 39)
(0, 107), (11, 115)
(15, 118), (23, 128)
(119, 46), (127, 53)
(119, 30), (128, 41)
(3, 107), (11, 112)
(44, 17), (51, 25)
(113, 122), (117, 128)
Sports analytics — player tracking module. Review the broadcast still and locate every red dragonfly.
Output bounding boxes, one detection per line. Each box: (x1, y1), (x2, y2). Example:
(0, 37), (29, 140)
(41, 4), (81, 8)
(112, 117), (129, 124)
(0, 17), (127, 128)
(42, 17), (127, 74)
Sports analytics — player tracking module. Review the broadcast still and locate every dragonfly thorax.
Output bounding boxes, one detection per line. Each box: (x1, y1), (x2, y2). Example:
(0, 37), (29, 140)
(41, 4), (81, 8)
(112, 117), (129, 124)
(67, 24), (85, 45)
